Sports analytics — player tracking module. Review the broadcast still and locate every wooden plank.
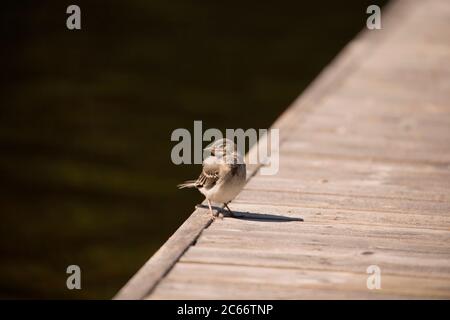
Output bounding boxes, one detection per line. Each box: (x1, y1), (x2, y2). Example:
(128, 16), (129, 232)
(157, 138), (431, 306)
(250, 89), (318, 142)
(294, 120), (450, 149)
(148, 263), (450, 299)
(196, 228), (450, 255)
(207, 217), (450, 244)
(245, 156), (450, 202)
(119, 0), (450, 300)
(214, 203), (450, 230)
(180, 246), (450, 279)
(281, 138), (450, 166)
(293, 121), (450, 152)
(149, 280), (398, 300)
(246, 177), (450, 203)
(234, 189), (450, 216)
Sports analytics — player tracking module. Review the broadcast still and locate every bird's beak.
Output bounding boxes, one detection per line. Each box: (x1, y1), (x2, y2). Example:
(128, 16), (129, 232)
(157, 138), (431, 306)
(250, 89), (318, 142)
(204, 145), (216, 157)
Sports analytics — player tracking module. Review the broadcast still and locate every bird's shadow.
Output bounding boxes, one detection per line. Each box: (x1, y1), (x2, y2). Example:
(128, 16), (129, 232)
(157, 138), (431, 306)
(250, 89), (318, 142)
(196, 204), (303, 222)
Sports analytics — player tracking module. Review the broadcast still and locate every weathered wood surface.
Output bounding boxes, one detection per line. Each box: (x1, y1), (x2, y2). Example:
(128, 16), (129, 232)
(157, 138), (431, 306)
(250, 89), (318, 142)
(115, 0), (450, 299)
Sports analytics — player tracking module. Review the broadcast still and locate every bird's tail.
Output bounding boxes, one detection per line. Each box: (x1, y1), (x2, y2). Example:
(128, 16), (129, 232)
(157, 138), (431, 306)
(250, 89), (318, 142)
(177, 180), (197, 189)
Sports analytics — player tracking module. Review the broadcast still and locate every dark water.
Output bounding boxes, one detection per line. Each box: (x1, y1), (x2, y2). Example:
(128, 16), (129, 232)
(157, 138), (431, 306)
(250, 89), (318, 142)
(0, 0), (387, 298)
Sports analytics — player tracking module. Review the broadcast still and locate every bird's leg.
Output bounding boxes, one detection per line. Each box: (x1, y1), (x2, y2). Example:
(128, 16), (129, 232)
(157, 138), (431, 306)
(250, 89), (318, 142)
(207, 200), (216, 218)
(223, 202), (235, 217)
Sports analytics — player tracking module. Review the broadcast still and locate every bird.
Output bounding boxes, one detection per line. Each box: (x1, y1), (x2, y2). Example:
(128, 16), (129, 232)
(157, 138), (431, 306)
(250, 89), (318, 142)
(178, 138), (246, 218)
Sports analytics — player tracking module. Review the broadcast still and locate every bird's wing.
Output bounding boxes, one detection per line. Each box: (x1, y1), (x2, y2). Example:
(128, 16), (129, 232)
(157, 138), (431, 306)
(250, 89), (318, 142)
(195, 161), (221, 189)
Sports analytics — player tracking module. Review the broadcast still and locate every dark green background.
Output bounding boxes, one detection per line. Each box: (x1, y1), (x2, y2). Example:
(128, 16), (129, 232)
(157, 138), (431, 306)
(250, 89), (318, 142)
(0, 0), (387, 298)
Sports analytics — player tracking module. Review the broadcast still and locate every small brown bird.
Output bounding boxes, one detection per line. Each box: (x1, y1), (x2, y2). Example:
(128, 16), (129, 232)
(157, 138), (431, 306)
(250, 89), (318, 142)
(178, 138), (246, 217)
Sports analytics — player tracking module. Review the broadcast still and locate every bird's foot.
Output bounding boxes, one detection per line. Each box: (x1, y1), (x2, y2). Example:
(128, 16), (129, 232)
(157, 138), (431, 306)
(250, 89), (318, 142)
(196, 202), (224, 220)
(210, 211), (224, 220)
(222, 203), (235, 217)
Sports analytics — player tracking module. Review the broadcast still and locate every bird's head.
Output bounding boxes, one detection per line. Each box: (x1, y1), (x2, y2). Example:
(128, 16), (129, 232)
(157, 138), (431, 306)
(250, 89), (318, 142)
(204, 138), (236, 158)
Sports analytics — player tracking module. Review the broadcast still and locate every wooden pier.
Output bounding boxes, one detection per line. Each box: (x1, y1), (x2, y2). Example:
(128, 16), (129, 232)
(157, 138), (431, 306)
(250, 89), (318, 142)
(115, 0), (450, 299)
